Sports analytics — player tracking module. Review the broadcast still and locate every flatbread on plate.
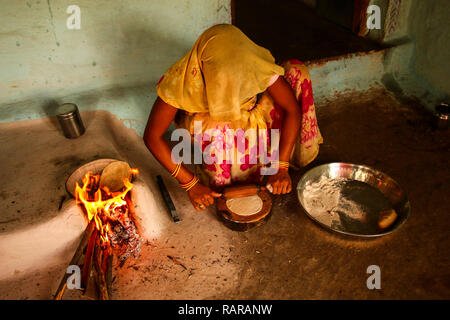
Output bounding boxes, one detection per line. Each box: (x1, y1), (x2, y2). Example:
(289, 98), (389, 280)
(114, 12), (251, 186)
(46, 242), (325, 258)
(100, 161), (131, 192)
(225, 195), (263, 216)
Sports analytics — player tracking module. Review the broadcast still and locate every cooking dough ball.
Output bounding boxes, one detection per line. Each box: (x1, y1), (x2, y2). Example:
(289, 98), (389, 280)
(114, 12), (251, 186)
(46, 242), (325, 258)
(378, 209), (398, 229)
(100, 161), (131, 192)
(226, 195), (263, 216)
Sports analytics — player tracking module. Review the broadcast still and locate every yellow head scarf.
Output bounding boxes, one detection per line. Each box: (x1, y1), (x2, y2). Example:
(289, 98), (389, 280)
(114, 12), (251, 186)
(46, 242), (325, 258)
(156, 24), (285, 121)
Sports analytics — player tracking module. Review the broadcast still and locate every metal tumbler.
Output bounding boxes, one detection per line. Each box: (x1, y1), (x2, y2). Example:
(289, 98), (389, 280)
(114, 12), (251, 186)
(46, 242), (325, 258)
(56, 103), (86, 139)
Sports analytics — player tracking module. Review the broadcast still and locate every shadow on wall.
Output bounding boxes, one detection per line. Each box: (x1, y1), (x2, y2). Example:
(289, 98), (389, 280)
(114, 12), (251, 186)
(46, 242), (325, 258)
(40, 94), (104, 133)
(89, 9), (188, 90)
(41, 96), (101, 132)
(39, 11), (191, 134)
(1, 0), (232, 127)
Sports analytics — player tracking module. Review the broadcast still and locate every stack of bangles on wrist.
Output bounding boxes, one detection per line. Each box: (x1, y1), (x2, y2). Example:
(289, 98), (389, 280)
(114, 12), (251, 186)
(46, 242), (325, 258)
(171, 163), (199, 191)
(180, 176), (199, 191)
(272, 160), (290, 170)
(170, 162), (181, 178)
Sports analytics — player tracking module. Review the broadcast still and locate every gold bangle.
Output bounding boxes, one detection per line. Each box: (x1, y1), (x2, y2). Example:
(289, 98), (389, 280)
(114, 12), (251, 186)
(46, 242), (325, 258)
(180, 176), (195, 188)
(185, 179), (199, 191)
(272, 160), (290, 169)
(182, 177), (198, 191)
(180, 176), (199, 191)
(170, 163), (181, 178)
(279, 162), (290, 169)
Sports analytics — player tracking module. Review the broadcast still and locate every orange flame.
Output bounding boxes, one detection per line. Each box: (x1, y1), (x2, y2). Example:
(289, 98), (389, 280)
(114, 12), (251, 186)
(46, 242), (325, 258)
(75, 170), (137, 245)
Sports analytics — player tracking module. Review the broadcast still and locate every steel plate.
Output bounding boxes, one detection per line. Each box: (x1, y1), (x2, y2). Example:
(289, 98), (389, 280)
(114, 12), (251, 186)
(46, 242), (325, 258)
(297, 163), (410, 237)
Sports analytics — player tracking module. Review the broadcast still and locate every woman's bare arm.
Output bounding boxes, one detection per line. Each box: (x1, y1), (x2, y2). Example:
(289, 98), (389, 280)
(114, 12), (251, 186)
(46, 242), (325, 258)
(266, 76), (302, 162)
(143, 97), (221, 210)
(265, 77), (302, 194)
(143, 97), (195, 184)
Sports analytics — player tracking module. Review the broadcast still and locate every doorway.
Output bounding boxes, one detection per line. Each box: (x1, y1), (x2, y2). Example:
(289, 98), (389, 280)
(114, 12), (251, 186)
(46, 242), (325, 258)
(232, 0), (381, 61)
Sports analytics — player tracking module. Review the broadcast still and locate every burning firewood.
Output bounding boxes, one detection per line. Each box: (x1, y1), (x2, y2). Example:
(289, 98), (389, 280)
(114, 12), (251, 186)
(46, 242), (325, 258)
(54, 166), (141, 300)
(93, 237), (110, 300)
(80, 229), (98, 292)
(54, 219), (96, 300)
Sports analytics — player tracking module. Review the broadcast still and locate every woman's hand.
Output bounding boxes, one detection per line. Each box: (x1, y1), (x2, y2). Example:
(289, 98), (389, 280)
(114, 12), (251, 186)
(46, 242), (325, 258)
(187, 183), (222, 210)
(266, 169), (292, 194)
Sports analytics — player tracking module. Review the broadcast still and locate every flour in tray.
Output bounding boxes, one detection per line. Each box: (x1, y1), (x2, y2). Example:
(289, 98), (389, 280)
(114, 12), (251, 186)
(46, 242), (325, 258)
(301, 176), (368, 227)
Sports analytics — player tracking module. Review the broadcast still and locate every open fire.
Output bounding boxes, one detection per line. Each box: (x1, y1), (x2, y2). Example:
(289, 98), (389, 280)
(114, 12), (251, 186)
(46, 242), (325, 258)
(55, 166), (142, 300)
(75, 169), (142, 261)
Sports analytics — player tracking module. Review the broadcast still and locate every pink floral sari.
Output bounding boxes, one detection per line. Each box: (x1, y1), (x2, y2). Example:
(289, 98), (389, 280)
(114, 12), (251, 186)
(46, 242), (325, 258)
(175, 60), (323, 189)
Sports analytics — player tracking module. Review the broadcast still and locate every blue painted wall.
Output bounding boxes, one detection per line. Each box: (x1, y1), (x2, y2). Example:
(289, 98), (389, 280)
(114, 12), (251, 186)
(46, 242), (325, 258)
(0, 0), (231, 132)
(379, 0), (449, 109)
(1, 0), (447, 134)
